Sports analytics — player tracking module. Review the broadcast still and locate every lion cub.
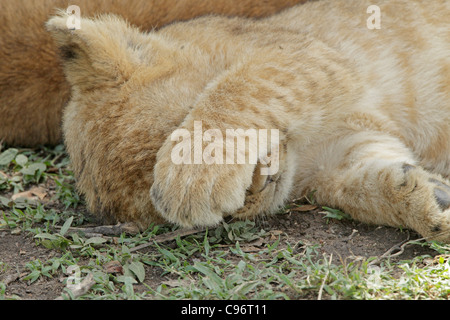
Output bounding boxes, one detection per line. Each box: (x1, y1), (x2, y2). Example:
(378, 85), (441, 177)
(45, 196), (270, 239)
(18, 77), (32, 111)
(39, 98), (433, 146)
(0, 0), (303, 146)
(47, 0), (450, 241)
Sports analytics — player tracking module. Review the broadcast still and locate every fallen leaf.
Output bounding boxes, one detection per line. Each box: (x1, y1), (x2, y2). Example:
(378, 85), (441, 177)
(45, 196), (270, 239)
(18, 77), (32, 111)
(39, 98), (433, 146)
(46, 167), (60, 173)
(30, 187), (47, 200)
(162, 279), (192, 288)
(11, 228), (22, 235)
(240, 238), (266, 253)
(241, 245), (263, 253)
(269, 230), (284, 240)
(290, 204), (318, 212)
(103, 260), (124, 275)
(11, 187), (47, 203)
(11, 191), (36, 201)
(269, 230), (284, 236)
(248, 238), (265, 247)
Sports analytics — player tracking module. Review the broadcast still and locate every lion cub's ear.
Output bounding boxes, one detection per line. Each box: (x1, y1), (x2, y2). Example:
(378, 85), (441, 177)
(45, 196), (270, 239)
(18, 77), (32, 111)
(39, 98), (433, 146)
(46, 12), (147, 90)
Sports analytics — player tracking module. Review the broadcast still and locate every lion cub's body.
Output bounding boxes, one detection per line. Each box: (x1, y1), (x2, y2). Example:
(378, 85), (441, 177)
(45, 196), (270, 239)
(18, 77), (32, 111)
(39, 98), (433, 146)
(47, 0), (450, 241)
(0, 0), (303, 146)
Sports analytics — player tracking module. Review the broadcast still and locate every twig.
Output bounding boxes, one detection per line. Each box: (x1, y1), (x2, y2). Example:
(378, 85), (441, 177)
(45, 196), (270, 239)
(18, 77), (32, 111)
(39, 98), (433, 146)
(344, 229), (359, 242)
(2, 273), (20, 286)
(54, 273), (95, 300)
(368, 233), (411, 266)
(318, 254), (333, 300)
(57, 222), (140, 237)
(129, 227), (207, 252)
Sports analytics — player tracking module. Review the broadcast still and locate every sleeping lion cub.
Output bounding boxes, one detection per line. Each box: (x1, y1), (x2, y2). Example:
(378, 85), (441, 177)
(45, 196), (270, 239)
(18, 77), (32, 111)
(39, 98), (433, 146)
(47, 0), (450, 241)
(0, 0), (302, 146)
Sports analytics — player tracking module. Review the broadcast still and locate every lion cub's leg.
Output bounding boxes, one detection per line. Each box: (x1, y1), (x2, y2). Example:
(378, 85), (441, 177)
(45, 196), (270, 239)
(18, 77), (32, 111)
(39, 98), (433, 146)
(150, 62), (292, 228)
(307, 131), (450, 241)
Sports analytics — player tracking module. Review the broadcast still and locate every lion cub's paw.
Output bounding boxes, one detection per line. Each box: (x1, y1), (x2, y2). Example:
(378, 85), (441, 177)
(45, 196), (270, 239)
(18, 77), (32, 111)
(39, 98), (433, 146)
(150, 149), (256, 228)
(393, 164), (450, 241)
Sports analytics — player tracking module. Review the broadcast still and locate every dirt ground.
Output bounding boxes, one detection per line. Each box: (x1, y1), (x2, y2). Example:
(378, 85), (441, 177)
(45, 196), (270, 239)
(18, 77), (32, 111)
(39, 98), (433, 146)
(0, 204), (437, 300)
(265, 208), (435, 261)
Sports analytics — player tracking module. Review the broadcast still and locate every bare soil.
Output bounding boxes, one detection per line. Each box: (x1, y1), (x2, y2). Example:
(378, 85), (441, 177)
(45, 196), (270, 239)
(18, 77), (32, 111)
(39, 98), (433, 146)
(0, 231), (65, 299)
(0, 206), (437, 300)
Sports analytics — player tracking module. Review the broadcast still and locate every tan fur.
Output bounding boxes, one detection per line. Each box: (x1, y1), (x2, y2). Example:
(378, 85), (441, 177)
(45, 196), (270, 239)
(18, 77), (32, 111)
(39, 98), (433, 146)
(47, 0), (450, 241)
(0, 0), (304, 146)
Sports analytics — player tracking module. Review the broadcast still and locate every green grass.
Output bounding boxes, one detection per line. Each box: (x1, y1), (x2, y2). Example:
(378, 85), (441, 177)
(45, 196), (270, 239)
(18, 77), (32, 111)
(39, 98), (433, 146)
(1, 145), (450, 300)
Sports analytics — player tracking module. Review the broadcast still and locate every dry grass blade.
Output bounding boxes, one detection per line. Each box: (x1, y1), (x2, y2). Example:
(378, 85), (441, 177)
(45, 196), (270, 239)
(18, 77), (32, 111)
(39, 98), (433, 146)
(318, 254), (333, 300)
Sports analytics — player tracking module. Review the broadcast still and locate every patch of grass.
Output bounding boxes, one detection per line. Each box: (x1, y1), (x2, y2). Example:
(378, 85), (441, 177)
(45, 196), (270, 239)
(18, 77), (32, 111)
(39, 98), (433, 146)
(1, 144), (449, 301)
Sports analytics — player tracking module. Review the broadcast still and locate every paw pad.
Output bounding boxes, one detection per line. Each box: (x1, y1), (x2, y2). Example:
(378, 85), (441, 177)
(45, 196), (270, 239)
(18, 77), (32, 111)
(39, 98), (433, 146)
(429, 178), (450, 211)
(402, 163), (416, 173)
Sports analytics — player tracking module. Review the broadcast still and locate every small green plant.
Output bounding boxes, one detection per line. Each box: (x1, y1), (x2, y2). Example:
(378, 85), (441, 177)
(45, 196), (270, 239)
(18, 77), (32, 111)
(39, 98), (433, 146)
(208, 220), (267, 244)
(23, 253), (78, 284)
(321, 206), (352, 221)
(54, 178), (81, 209)
(1, 145), (450, 300)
